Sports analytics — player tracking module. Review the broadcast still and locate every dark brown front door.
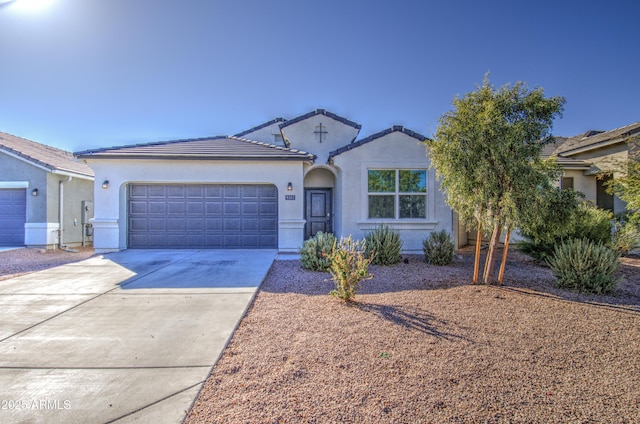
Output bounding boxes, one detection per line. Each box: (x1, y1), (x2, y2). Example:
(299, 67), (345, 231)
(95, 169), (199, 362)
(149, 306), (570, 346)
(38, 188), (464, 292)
(305, 188), (332, 239)
(596, 174), (614, 212)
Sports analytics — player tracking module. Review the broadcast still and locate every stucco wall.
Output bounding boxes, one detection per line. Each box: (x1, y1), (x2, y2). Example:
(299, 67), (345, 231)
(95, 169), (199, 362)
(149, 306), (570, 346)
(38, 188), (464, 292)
(561, 169), (597, 204)
(85, 159), (306, 252)
(331, 131), (453, 253)
(281, 115), (360, 164)
(47, 174), (94, 247)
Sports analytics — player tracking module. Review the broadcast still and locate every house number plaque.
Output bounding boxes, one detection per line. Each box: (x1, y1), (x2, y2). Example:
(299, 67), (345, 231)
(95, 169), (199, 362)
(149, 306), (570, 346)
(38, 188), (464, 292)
(285, 195), (295, 200)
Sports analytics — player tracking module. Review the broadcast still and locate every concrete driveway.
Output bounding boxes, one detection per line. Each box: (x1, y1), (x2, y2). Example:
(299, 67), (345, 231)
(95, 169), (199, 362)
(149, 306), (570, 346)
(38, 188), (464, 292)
(0, 249), (276, 424)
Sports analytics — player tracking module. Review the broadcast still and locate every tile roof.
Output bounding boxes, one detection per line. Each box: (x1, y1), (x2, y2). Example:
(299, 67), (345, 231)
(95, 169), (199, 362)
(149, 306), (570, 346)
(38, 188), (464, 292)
(279, 109), (362, 130)
(75, 136), (315, 161)
(554, 122), (640, 156)
(233, 117), (287, 138)
(0, 131), (94, 178)
(328, 125), (429, 160)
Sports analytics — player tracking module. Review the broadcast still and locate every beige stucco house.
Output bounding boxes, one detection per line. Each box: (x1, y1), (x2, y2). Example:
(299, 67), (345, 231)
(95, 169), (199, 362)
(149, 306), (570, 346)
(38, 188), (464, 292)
(77, 109), (454, 253)
(551, 121), (640, 214)
(0, 131), (94, 248)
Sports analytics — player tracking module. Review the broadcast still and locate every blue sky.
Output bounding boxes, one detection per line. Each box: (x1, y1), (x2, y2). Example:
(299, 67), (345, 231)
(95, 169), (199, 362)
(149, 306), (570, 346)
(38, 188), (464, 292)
(0, 0), (638, 152)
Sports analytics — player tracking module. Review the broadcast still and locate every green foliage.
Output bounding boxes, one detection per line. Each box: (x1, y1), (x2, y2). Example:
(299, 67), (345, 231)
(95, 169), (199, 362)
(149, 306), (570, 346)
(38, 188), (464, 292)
(364, 225), (402, 265)
(612, 222), (640, 254)
(572, 205), (613, 244)
(328, 236), (373, 302)
(546, 238), (621, 294)
(423, 230), (454, 265)
(427, 73), (565, 283)
(427, 74), (565, 231)
(299, 231), (337, 271)
(520, 198), (613, 261)
(604, 152), (640, 214)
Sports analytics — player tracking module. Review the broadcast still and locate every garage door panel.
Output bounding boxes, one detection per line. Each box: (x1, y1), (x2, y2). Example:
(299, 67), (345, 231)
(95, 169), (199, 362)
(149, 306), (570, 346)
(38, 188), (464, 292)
(224, 202), (240, 214)
(128, 184), (277, 249)
(242, 202), (258, 215)
(168, 202), (185, 214)
(0, 189), (26, 246)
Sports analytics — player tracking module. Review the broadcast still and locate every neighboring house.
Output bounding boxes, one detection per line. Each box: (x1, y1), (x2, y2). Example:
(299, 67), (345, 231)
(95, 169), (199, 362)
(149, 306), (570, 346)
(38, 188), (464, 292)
(77, 109), (454, 253)
(552, 121), (640, 214)
(0, 131), (95, 248)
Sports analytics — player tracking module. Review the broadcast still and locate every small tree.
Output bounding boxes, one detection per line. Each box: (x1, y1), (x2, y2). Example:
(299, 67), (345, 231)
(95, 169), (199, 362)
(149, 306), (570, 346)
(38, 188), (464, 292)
(428, 74), (565, 284)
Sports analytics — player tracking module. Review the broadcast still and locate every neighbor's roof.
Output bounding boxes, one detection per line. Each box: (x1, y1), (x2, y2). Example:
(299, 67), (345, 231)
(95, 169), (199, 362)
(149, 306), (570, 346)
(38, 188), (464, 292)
(328, 125), (429, 160)
(75, 136), (316, 161)
(279, 109), (362, 130)
(0, 131), (94, 178)
(554, 121), (640, 156)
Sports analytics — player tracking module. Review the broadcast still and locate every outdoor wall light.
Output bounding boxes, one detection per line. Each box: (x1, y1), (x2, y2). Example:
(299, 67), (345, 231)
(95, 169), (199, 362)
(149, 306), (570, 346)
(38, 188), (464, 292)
(102, 180), (109, 189)
(287, 182), (293, 191)
(31, 188), (38, 196)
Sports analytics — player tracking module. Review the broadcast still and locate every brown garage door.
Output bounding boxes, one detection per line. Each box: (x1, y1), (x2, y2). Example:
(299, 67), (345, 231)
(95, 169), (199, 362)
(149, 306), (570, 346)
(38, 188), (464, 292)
(128, 184), (278, 249)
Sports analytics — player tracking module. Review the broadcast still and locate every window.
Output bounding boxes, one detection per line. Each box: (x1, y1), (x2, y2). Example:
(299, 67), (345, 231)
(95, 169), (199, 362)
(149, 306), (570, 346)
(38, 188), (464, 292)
(561, 177), (574, 190)
(368, 169), (427, 219)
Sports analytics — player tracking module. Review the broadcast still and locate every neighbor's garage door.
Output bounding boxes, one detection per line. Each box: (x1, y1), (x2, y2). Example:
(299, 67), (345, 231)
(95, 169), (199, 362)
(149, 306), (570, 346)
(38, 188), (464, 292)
(0, 189), (26, 246)
(128, 184), (278, 248)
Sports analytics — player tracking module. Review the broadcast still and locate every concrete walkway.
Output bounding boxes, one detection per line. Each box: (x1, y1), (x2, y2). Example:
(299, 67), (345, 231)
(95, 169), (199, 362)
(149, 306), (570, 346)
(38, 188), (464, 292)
(0, 249), (276, 424)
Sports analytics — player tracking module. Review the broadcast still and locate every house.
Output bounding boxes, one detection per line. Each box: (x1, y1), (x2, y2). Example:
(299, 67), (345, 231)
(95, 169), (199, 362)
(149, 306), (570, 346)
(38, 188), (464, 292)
(552, 121), (640, 214)
(0, 131), (95, 248)
(77, 109), (454, 253)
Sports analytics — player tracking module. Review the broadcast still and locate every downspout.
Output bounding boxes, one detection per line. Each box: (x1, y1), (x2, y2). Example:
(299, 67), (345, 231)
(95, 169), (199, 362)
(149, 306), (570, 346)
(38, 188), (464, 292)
(58, 176), (75, 251)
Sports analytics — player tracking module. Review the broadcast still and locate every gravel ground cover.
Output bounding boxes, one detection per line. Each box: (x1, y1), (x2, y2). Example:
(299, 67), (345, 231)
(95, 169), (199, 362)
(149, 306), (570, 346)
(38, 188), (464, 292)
(0, 247), (96, 281)
(186, 248), (640, 423)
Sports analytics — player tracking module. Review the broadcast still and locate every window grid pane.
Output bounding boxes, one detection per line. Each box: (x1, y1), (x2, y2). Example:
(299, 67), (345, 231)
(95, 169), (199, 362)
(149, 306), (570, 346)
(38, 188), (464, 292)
(368, 195), (395, 219)
(399, 170), (427, 193)
(368, 170), (396, 192)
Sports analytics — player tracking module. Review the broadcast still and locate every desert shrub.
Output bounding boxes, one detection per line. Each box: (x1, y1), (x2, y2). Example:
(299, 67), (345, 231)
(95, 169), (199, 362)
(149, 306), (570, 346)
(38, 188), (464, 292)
(521, 195), (613, 260)
(423, 230), (454, 265)
(328, 236), (373, 302)
(572, 205), (613, 245)
(364, 224), (402, 265)
(546, 238), (621, 294)
(299, 231), (337, 271)
(612, 222), (640, 254)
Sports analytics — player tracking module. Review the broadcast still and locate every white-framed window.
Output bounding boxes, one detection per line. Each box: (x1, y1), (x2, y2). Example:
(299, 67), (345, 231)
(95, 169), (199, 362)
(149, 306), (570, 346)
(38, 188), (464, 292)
(367, 169), (427, 219)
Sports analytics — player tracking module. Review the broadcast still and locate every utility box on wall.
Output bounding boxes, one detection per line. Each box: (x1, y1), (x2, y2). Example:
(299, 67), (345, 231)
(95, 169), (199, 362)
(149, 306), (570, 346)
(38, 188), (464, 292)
(81, 201), (94, 243)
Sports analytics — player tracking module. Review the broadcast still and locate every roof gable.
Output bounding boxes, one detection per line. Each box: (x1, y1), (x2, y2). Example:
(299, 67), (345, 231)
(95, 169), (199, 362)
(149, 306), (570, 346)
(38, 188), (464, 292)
(76, 136), (315, 161)
(328, 125), (429, 160)
(0, 131), (94, 178)
(279, 109), (361, 131)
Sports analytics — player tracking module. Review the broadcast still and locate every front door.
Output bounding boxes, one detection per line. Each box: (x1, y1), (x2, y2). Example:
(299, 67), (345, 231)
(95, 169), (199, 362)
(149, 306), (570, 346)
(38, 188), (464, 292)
(305, 188), (332, 239)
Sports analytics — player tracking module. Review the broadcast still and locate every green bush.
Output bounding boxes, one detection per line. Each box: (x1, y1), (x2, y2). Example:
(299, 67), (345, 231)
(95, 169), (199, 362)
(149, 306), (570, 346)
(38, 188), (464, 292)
(423, 230), (454, 265)
(546, 238), (621, 294)
(521, 200), (613, 261)
(364, 225), (402, 265)
(299, 231), (337, 271)
(612, 222), (640, 254)
(329, 236), (373, 302)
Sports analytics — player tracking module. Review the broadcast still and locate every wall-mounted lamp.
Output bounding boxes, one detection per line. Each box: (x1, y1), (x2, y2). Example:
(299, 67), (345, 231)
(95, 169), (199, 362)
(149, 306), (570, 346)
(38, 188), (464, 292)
(31, 188), (38, 196)
(102, 180), (109, 189)
(287, 182), (293, 191)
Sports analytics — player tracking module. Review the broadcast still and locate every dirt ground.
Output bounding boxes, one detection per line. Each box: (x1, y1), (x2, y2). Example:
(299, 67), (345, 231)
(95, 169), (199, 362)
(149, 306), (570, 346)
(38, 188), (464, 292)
(186, 248), (640, 423)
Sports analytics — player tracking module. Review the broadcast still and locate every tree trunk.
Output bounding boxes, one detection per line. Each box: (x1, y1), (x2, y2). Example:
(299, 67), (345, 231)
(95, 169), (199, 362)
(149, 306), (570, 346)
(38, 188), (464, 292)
(483, 222), (502, 284)
(473, 223), (482, 284)
(497, 228), (511, 285)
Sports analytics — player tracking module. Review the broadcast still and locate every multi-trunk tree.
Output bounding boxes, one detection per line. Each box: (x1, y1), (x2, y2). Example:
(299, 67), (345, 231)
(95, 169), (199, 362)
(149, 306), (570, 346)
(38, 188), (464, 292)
(427, 75), (565, 284)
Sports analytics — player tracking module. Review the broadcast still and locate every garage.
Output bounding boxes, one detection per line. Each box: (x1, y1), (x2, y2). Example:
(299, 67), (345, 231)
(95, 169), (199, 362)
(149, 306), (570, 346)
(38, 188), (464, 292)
(0, 189), (26, 246)
(128, 184), (278, 249)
